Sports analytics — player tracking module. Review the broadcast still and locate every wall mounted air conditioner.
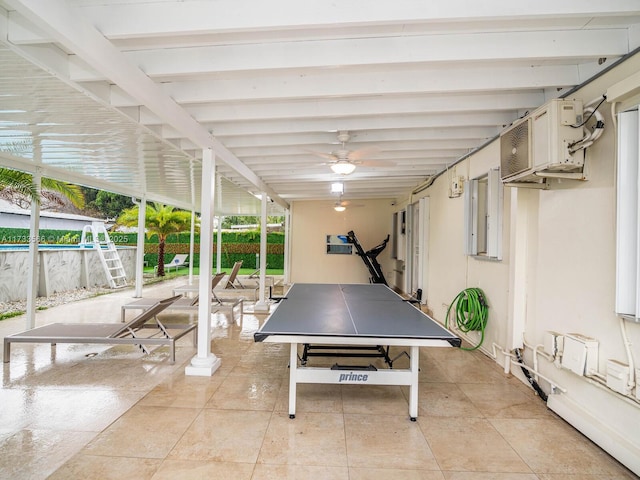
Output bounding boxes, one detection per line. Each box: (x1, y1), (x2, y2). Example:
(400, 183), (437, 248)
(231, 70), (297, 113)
(500, 99), (585, 184)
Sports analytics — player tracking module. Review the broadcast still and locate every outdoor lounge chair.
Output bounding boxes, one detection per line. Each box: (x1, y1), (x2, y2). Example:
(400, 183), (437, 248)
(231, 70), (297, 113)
(224, 260), (273, 300)
(156, 254), (189, 273)
(121, 273), (243, 324)
(3, 295), (195, 364)
(172, 271), (226, 297)
(225, 260), (245, 288)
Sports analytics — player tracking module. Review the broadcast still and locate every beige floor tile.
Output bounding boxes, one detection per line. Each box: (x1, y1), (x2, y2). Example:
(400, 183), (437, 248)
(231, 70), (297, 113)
(350, 467), (446, 479)
(275, 382), (343, 414)
(0, 388), (37, 432)
(342, 384), (409, 415)
(139, 372), (222, 408)
(418, 416), (531, 473)
(48, 454), (162, 480)
(206, 374), (282, 410)
(457, 382), (550, 419)
(415, 382), (484, 418)
(491, 418), (637, 476)
(345, 413), (439, 470)
(419, 352), (455, 383)
(0, 428), (96, 480)
(252, 464), (350, 480)
(151, 459), (254, 480)
(228, 354), (289, 377)
(536, 474), (639, 479)
(83, 404), (200, 459)
(442, 473), (539, 479)
(13, 388), (144, 431)
(257, 412), (348, 467)
(427, 350), (506, 384)
(168, 409), (271, 463)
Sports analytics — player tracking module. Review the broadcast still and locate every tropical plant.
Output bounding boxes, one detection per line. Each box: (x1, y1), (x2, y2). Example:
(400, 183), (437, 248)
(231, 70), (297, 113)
(0, 167), (86, 209)
(116, 202), (196, 276)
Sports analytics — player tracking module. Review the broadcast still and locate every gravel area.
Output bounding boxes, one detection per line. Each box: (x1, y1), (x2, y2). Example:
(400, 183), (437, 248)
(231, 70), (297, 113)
(0, 286), (118, 316)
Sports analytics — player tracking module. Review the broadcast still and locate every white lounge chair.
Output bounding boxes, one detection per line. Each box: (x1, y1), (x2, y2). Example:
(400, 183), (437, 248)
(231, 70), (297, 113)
(4, 296), (195, 364)
(156, 254), (189, 273)
(126, 272), (243, 324)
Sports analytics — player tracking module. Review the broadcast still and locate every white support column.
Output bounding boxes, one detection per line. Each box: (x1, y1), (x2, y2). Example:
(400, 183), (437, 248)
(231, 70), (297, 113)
(216, 217), (222, 274)
(25, 168), (41, 329)
(134, 196), (146, 298)
(185, 148), (220, 376)
(254, 192), (269, 312)
(188, 210), (195, 285)
(283, 209), (290, 285)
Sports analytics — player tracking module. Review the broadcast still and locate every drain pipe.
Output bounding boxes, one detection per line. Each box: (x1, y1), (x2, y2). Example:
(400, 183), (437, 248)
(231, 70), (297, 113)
(514, 348), (550, 401)
(491, 342), (512, 375)
(620, 318), (637, 393)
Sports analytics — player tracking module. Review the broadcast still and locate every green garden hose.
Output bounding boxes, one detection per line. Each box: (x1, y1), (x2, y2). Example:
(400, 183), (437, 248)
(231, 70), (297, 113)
(445, 288), (488, 351)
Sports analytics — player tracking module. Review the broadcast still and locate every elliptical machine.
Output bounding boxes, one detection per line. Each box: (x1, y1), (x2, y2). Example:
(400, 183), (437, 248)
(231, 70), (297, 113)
(347, 230), (389, 286)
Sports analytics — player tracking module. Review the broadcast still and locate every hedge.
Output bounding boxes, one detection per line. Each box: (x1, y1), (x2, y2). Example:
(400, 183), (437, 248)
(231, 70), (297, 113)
(0, 228), (285, 269)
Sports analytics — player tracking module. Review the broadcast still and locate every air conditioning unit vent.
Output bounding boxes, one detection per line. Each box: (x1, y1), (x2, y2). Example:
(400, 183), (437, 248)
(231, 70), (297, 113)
(500, 99), (585, 184)
(500, 117), (531, 179)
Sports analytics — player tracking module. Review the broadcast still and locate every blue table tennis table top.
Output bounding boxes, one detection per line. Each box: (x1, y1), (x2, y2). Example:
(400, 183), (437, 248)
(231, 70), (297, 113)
(254, 283), (461, 346)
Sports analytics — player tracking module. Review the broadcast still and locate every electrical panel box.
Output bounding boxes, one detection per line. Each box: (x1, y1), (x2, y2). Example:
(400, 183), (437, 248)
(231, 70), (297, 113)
(450, 176), (464, 197)
(606, 360), (632, 396)
(544, 331), (564, 358)
(561, 333), (598, 376)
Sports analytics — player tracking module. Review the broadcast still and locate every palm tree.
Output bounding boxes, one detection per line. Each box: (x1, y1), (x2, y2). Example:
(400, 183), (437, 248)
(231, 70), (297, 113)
(117, 202), (195, 276)
(0, 167), (85, 208)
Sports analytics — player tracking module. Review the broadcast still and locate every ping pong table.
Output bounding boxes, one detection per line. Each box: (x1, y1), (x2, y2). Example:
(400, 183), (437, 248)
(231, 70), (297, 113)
(254, 283), (461, 420)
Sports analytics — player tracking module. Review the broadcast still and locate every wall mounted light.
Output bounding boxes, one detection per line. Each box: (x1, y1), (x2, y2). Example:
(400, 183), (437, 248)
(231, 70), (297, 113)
(331, 182), (344, 194)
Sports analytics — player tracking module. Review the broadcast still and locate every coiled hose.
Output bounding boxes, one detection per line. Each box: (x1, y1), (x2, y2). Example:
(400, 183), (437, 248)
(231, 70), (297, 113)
(445, 288), (488, 351)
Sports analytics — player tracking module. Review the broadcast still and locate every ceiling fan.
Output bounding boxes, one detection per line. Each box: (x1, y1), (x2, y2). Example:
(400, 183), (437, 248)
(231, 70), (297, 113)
(333, 195), (364, 211)
(307, 131), (392, 175)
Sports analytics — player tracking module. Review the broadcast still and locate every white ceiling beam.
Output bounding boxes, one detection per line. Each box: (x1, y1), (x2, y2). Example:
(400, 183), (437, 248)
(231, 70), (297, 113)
(67, 1), (640, 40)
(217, 127), (497, 149)
(208, 112), (517, 138)
(6, 0), (289, 210)
(107, 30), (627, 81)
(152, 64), (582, 104)
(240, 150), (469, 165)
(177, 92), (546, 123)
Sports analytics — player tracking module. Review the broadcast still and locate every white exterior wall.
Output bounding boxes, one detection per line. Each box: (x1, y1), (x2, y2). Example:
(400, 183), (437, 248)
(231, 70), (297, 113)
(411, 54), (640, 473)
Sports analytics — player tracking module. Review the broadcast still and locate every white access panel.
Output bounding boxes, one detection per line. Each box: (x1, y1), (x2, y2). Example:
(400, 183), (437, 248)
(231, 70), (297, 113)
(561, 333), (599, 376)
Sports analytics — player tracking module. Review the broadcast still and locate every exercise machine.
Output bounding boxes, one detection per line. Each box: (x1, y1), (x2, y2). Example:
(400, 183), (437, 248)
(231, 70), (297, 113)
(347, 230), (389, 286)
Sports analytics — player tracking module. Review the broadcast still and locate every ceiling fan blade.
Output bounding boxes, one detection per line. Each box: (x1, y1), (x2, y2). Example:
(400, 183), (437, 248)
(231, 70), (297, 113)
(347, 146), (380, 161)
(304, 149), (338, 161)
(358, 159), (396, 167)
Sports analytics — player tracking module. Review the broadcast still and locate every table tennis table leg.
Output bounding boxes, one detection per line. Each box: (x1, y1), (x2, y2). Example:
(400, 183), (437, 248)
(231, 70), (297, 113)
(288, 343), (298, 419)
(409, 346), (419, 421)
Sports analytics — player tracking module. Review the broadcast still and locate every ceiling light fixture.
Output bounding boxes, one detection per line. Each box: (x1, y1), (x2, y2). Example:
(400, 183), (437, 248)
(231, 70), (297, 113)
(330, 182), (344, 194)
(331, 161), (356, 175)
(334, 204), (346, 212)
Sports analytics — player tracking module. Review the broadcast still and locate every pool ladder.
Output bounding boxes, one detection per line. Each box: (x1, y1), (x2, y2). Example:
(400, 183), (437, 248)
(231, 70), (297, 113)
(80, 222), (128, 289)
